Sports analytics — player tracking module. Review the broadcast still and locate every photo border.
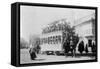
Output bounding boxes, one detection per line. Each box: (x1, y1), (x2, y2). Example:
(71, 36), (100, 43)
(11, 2), (98, 67)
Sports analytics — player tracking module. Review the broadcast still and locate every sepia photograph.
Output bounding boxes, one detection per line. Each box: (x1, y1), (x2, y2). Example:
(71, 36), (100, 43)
(20, 4), (97, 64)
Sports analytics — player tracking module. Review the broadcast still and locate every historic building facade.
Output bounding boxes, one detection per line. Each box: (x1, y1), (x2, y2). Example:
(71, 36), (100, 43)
(74, 13), (95, 42)
(40, 19), (70, 54)
(74, 13), (95, 53)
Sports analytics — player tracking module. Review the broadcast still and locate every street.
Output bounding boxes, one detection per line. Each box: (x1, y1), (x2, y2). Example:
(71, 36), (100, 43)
(20, 49), (95, 64)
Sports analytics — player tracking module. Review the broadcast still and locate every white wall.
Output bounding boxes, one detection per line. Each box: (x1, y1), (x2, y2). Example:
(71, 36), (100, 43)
(0, 0), (99, 69)
(75, 21), (92, 37)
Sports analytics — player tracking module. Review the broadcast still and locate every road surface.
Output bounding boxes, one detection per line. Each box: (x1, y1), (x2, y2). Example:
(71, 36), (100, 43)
(20, 49), (95, 64)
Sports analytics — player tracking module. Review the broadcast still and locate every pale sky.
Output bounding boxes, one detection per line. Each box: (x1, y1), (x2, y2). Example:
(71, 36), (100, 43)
(20, 5), (95, 42)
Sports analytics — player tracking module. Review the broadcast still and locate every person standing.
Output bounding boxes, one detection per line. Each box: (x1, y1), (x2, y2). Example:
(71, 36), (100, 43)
(63, 40), (67, 56)
(92, 42), (96, 55)
(29, 45), (37, 60)
(63, 40), (70, 57)
(70, 40), (74, 57)
(85, 44), (88, 54)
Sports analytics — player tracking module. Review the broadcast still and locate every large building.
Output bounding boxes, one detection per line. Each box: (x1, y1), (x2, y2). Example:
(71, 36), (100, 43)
(74, 13), (95, 53)
(39, 13), (95, 54)
(40, 19), (70, 54)
(74, 13), (95, 43)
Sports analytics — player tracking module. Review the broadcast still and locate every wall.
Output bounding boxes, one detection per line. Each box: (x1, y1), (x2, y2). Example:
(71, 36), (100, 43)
(0, 0), (99, 69)
(75, 22), (92, 37)
(75, 13), (95, 37)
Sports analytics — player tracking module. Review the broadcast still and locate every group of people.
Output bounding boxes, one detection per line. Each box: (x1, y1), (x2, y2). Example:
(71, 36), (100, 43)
(78, 40), (96, 55)
(63, 40), (76, 57)
(63, 39), (96, 57)
(29, 39), (96, 60)
(29, 44), (40, 60)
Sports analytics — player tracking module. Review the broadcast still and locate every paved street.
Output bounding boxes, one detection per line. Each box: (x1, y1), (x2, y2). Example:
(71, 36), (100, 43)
(20, 49), (95, 64)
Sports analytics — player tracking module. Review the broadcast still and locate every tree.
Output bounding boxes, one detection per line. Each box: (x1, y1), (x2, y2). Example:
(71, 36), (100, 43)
(29, 35), (40, 47)
(78, 41), (84, 54)
(29, 34), (41, 54)
(20, 38), (29, 49)
(62, 22), (79, 46)
(61, 20), (79, 57)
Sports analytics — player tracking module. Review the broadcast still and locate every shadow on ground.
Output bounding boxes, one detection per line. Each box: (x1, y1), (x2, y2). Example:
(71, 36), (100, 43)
(34, 59), (45, 61)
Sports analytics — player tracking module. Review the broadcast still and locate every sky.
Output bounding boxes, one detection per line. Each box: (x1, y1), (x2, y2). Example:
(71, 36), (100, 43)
(20, 5), (95, 42)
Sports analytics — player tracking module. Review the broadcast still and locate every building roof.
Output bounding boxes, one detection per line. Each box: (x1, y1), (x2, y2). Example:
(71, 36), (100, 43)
(74, 13), (95, 27)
